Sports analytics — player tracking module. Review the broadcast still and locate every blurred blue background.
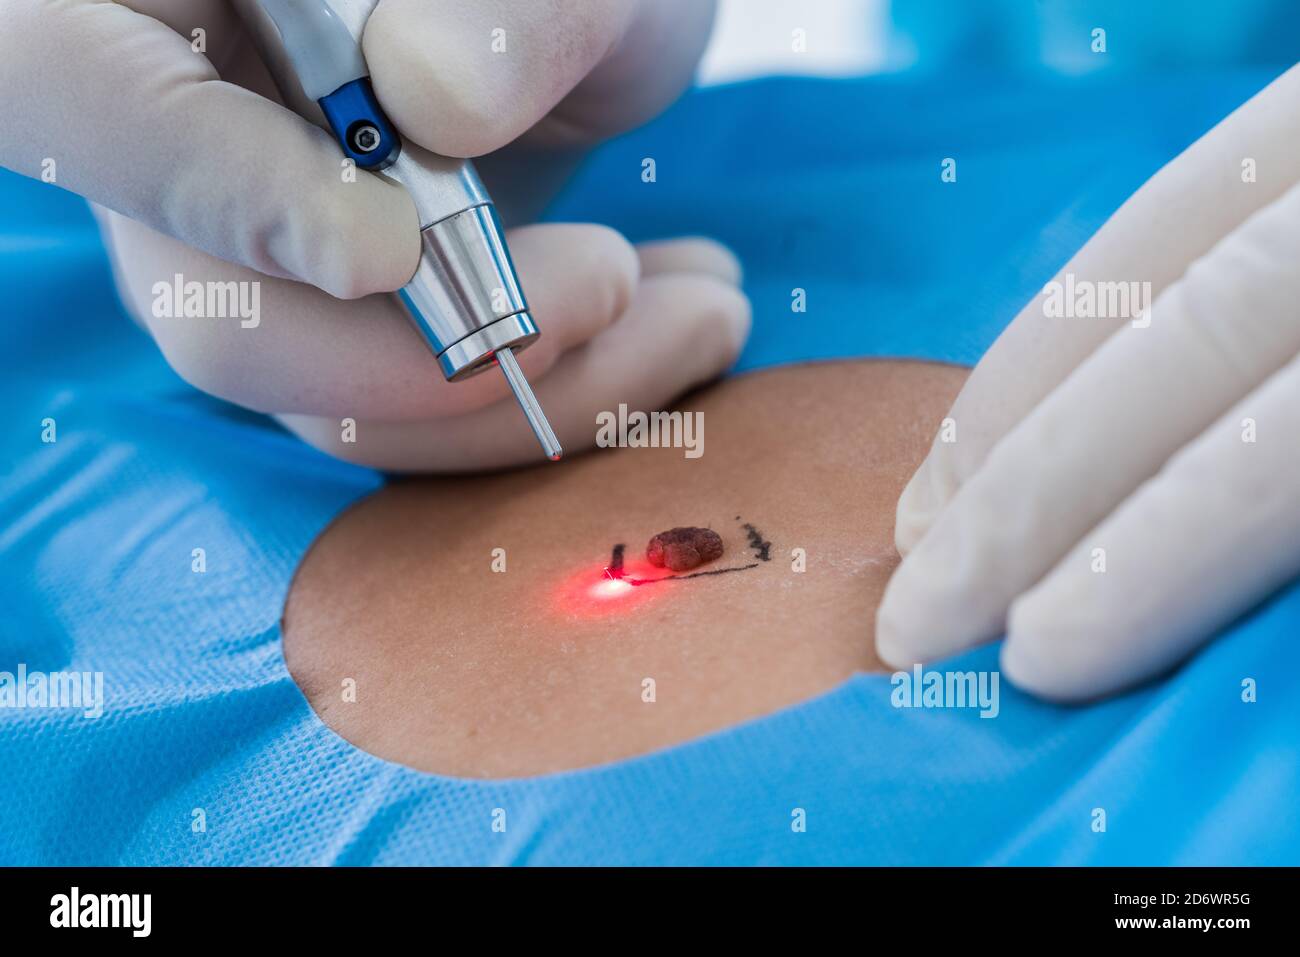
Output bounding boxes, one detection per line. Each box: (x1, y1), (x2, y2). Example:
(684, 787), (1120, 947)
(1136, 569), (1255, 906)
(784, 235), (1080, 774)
(701, 0), (1300, 81)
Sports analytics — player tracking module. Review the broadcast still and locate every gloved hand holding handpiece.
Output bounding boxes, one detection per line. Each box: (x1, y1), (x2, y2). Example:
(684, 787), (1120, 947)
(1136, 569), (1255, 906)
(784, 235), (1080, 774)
(1, 0), (750, 470)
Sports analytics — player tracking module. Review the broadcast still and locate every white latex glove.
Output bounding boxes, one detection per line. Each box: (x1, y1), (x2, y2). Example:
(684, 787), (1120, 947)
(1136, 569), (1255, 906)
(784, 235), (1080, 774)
(878, 64), (1300, 701)
(0, 0), (748, 471)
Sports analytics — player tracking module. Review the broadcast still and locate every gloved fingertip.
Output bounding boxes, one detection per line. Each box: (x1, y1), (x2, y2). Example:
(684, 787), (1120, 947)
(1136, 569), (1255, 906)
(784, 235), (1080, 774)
(704, 240), (745, 287)
(893, 458), (946, 556)
(363, 6), (528, 159)
(657, 272), (752, 367)
(1002, 596), (1100, 704)
(878, 533), (1016, 670)
(874, 562), (934, 669)
(304, 178), (423, 300)
(874, 620), (916, 672)
(635, 237), (745, 286)
(565, 223), (642, 323)
(713, 280), (753, 357)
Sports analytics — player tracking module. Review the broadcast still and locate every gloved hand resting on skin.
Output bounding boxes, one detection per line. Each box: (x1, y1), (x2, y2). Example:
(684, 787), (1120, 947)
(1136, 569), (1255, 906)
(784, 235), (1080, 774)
(0, 0), (749, 471)
(878, 64), (1300, 703)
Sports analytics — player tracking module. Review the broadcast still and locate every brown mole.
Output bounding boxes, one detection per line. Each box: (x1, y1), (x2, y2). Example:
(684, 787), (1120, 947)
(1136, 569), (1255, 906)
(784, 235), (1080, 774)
(646, 527), (725, 572)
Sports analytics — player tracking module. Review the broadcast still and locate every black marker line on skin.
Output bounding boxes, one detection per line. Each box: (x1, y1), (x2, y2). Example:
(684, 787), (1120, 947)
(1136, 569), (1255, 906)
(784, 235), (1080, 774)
(624, 563), (760, 586)
(740, 521), (772, 562)
(607, 543), (626, 578)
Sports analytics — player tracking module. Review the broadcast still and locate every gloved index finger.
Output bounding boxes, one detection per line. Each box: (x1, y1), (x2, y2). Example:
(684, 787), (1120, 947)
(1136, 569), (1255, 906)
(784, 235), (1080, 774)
(0, 0), (420, 300)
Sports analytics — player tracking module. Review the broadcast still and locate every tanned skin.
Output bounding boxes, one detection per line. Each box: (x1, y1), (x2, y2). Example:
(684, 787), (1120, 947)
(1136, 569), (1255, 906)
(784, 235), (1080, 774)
(283, 360), (969, 778)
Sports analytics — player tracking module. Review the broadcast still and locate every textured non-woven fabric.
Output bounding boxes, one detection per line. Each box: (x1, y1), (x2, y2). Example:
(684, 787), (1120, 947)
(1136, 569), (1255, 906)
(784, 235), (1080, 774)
(1, 69), (1297, 865)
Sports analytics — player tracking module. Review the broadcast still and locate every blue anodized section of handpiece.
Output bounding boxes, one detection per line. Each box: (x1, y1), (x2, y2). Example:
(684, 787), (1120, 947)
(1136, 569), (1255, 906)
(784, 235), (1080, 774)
(318, 77), (401, 170)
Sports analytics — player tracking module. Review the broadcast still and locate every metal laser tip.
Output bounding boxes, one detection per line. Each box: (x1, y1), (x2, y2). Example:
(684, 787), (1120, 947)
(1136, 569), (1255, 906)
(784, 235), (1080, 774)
(495, 347), (563, 462)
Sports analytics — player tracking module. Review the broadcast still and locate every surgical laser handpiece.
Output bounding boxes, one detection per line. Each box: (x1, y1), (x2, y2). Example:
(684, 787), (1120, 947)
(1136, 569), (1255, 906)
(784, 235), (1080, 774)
(235, 0), (562, 461)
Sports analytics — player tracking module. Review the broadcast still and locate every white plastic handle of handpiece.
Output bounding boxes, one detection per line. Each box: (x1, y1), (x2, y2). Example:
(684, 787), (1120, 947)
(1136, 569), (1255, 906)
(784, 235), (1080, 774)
(259, 0), (368, 101)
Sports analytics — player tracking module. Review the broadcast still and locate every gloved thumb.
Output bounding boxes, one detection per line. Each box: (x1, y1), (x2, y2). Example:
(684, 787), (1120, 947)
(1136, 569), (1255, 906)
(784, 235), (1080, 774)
(363, 0), (711, 157)
(0, 0), (419, 300)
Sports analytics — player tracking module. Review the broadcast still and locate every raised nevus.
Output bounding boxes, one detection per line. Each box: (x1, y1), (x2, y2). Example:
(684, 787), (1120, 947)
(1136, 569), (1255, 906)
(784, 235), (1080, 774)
(646, 526), (724, 572)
